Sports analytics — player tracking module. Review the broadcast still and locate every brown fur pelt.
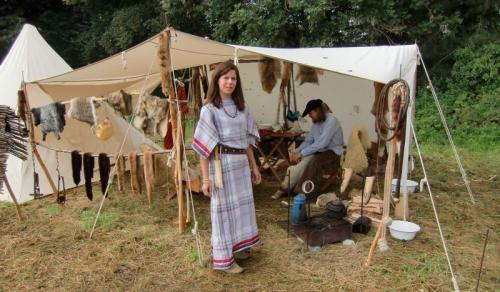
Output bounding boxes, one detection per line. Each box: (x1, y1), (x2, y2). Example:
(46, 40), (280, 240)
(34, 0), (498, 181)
(98, 153), (111, 196)
(296, 65), (322, 85)
(342, 124), (372, 174)
(128, 151), (140, 194)
(191, 66), (202, 117)
(115, 153), (125, 193)
(258, 58), (282, 93)
(107, 90), (132, 117)
(17, 90), (27, 123)
(133, 93), (167, 137)
(143, 149), (154, 204)
(281, 62), (293, 85)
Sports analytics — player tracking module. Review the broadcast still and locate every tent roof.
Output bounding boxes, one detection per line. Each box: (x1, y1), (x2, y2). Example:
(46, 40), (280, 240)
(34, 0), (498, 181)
(0, 24), (72, 108)
(32, 28), (418, 99)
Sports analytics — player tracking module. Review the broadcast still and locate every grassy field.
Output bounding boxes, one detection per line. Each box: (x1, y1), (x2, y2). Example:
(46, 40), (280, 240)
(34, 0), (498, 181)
(1, 145), (498, 291)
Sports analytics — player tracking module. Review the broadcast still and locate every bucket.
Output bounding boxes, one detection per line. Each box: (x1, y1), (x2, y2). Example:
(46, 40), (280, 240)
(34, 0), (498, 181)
(388, 220), (421, 240)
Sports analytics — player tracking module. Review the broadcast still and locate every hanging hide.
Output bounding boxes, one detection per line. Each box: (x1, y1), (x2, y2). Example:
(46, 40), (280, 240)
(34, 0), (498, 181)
(296, 65), (322, 85)
(98, 153), (111, 196)
(31, 102), (66, 141)
(17, 90), (27, 123)
(71, 150), (82, 186)
(107, 90), (133, 117)
(67, 97), (97, 126)
(129, 151), (140, 193)
(258, 58), (282, 93)
(143, 149), (154, 204)
(342, 124), (372, 174)
(83, 153), (94, 200)
(191, 66), (203, 116)
(115, 153), (125, 193)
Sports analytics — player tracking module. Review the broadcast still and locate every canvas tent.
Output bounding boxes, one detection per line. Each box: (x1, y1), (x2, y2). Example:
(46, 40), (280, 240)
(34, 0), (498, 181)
(0, 24), (159, 203)
(27, 27), (418, 187)
(2, 26), (419, 203)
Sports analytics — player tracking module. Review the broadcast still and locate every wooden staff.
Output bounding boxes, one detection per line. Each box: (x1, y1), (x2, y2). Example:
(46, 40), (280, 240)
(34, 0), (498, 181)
(365, 222), (382, 267)
(2, 175), (24, 221)
(19, 89), (57, 195)
(159, 28), (186, 232)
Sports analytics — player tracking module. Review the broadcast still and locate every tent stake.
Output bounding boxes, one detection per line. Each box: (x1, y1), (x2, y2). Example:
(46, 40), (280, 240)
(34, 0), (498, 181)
(2, 175), (24, 222)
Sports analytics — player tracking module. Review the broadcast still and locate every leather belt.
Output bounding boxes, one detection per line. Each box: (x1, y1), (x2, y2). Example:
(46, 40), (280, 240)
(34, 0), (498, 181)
(219, 144), (246, 155)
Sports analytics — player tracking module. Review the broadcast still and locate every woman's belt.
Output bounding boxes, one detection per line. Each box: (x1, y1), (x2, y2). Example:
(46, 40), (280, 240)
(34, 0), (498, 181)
(219, 144), (246, 155)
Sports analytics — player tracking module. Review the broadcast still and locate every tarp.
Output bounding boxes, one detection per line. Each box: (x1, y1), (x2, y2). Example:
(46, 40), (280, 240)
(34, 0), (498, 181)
(0, 24), (158, 203)
(32, 29), (418, 99)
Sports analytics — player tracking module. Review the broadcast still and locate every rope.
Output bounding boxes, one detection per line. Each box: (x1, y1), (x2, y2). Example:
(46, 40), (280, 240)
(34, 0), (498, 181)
(35, 141), (173, 157)
(417, 50), (475, 204)
(410, 121), (460, 292)
(89, 49), (157, 239)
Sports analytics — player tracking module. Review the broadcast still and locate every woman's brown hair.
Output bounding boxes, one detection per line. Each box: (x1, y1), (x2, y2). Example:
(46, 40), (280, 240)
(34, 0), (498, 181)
(205, 61), (245, 111)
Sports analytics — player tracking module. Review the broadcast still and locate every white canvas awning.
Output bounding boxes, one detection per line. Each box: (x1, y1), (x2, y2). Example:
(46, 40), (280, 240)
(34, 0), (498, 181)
(32, 28), (418, 100)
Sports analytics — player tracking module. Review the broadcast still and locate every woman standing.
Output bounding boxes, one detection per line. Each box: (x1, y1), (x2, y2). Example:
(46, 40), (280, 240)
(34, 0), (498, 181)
(192, 61), (261, 274)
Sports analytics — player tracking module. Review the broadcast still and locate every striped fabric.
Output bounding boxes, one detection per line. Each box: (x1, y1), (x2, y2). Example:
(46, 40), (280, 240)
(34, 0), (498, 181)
(192, 99), (260, 270)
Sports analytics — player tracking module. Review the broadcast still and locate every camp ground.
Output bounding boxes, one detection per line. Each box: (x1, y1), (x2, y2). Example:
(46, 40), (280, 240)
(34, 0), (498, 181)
(0, 24), (497, 291)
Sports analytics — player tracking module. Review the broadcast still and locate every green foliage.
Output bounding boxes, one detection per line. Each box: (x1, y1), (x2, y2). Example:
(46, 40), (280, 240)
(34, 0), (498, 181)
(416, 42), (500, 150)
(46, 204), (63, 217)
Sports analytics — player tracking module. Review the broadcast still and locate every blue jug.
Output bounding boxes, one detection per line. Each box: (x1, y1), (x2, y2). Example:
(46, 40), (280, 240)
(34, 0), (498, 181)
(291, 194), (306, 225)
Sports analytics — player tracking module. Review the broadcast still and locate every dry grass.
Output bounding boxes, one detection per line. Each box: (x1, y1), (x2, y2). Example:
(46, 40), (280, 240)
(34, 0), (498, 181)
(0, 146), (499, 291)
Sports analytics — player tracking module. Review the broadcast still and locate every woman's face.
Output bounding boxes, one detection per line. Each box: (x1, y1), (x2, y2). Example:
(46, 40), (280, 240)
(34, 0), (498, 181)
(218, 69), (237, 97)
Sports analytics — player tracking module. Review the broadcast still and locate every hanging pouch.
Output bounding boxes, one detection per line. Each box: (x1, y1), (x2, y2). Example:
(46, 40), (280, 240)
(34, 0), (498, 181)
(95, 118), (113, 140)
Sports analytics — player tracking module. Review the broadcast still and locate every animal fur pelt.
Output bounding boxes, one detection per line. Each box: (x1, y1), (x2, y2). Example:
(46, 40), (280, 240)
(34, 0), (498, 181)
(17, 90), (27, 123)
(143, 149), (154, 204)
(31, 102), (66, 141)
(258, 58), (282, 93)
(296, 65), (322, 85)
(133, 93), (168, 137)
(83, 153), (94, 201)
(67, 97), (97, 126)
(342, 124), (372, 174)
(128, 151), (140, 193)
(281, 62), (293, 86)
(71, 151), (82, 186)
(107, 90), (133, 117)
(98, 153), (111, 196)
(115, 153), (125, 193)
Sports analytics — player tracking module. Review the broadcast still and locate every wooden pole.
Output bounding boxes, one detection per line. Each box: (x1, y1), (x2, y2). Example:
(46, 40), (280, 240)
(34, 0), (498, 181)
(159, 28), (186, 232)
(19, 89), (58, 195)
(2, 175), (24, 221)
(365, 222), (382, 267)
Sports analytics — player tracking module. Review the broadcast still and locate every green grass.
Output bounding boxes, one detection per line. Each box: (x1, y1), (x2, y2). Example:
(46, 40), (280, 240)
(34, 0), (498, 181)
(46, 204), (63, 217)
(80, 209), (123, 231)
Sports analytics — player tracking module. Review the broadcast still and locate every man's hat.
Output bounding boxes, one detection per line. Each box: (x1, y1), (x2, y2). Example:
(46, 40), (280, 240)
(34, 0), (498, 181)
(302, 99), (323, 117)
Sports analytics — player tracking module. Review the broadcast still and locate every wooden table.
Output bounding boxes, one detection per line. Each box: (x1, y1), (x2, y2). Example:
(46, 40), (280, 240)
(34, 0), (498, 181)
(256, 131), (304, 183)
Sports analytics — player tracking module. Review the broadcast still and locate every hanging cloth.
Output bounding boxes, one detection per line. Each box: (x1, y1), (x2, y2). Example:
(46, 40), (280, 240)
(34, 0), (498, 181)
(83, 153), (94, 200)
(163, 83), (188, 149)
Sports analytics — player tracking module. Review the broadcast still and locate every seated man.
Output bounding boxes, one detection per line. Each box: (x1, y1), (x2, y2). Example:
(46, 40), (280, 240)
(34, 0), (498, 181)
(273, 99), (344, 199)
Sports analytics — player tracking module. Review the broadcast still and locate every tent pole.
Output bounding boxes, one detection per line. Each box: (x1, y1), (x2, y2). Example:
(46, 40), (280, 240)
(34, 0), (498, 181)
(160, 28), (186, 233)
(2, 175), (24, 222)
(19, 89), (57, 195)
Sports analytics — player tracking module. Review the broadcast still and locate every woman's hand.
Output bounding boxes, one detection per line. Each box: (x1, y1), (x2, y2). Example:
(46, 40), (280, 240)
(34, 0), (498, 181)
(202, 180), (212, 197)
(251, 165), (261, 185)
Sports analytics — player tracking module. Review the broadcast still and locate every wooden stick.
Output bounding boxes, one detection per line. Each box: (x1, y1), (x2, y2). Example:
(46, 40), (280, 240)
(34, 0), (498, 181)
(2, 176), (24, 221)
(365, 222), (383, 267)
(176, 121), (186, 232)
(19, 90), (57, 195)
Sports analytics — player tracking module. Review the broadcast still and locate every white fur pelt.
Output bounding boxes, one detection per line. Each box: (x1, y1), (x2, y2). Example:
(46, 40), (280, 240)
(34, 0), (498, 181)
(342, 124), (372, 174)
(67, 97), (97, 126)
